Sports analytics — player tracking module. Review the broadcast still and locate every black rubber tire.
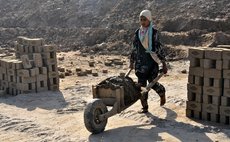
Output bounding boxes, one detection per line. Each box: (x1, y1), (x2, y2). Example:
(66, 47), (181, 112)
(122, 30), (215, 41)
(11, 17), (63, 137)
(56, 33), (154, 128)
(84, 99), (108, 134)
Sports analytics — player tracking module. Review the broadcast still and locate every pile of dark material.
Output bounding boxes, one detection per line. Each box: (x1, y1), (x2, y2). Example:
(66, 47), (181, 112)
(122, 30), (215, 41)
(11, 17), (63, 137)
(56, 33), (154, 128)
(97, 76), (141, 106)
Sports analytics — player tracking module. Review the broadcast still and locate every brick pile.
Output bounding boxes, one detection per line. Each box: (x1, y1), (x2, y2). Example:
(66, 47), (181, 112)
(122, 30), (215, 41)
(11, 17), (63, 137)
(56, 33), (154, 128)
(0, 36), (59, 95)
(187, 47), (230, 125)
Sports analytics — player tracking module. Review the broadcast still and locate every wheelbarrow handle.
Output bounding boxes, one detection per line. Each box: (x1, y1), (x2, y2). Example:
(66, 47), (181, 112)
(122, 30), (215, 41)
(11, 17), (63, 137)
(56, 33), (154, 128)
(125, 68), (132, 77)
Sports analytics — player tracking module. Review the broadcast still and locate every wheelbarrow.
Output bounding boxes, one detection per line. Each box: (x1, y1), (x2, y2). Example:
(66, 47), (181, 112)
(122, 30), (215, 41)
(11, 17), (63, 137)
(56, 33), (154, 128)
(84, 69), (164, 134)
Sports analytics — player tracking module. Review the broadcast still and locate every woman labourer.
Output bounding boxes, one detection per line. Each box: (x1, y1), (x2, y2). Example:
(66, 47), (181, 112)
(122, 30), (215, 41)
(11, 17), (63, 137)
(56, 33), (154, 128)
(129, 10), (168, 113)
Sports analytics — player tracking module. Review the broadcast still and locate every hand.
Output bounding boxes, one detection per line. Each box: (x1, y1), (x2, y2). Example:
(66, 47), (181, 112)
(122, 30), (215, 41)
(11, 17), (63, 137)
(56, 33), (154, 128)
(162, 62), (168, 74)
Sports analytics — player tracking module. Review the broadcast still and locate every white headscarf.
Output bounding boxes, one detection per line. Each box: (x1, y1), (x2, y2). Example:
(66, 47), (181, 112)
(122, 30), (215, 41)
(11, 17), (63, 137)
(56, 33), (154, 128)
(139, 10), (152, 21)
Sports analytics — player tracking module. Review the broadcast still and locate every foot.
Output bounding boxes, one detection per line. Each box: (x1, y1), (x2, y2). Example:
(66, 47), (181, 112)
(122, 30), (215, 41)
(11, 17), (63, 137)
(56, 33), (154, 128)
(138, 109), (148, 113)
(160, 95), (166, 106)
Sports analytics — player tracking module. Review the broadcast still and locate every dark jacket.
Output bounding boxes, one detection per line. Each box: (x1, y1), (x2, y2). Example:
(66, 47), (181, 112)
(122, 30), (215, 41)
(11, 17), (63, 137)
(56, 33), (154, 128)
(130, 27), (166, 79)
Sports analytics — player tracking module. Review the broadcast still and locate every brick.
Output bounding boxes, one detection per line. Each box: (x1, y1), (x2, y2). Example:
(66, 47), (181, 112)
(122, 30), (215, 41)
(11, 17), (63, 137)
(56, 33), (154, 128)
(188, 75), (195, 84)
(204, 78), (222, 88)
(42, 45), (57, 52)
(38, 67), (47, 75)
(17, 83), (36, 91)
(36, 74), (47, 81)
(33, 53), (43, 67)
(17, 76), (36, 83)
(203, 95), (221, 105)
(42, 52), (57, 59)
(7, 69), (16, 76)
(187, 92), (202, 103)
(222, 49), (230, 60)
(30, 68), (39, 76)
(220, 115), (230, 125)
(190, 58), (204, 67)
(0, 67), (6, 74)
(36, 80), (48, 88)
(202, 103), (219, 114)
(204, 69), (222, 78)
(203, 86), (222, 96)
(1, 73), (7, 81)
(17, 69), (30, 77)
(202, 112), (219, 123)
(189, 67), (203, 77)
(221, 96), (230, 106)
(37, 87), (48, 92)
(7, 75), (17, 82)
(27, 38), (44, 47)
(48, 77), (59, 85)
(187, 84), (202, 94)
(205, 48), (222, 60)
(13, 61), (23, 69)
(203, 59), (222, 70)
(194, 76), (203, 86)
(49, 85), (59, 91)
(20, 55), (32, 69)
(223, 88), (230, 97)
(43, 58), (57, 66)
(48, 72), (59, 78)
(220, 106), (230, 116)
(8, 87), (19, 96)
(223, 70), (230, 79)
(188, 48), (205, 59)
(186, 109), (201, 119)
(224, 79), (230, 88)
(47, 64), (58, 72)
(223, 60), (230, 69)
(186, 101), (202, 111)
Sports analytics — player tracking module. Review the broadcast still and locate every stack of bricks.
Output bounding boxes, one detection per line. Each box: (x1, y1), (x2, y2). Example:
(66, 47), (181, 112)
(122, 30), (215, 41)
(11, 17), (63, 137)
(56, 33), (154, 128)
(0, 36), (59, 95)
(187, 47), (230, 125)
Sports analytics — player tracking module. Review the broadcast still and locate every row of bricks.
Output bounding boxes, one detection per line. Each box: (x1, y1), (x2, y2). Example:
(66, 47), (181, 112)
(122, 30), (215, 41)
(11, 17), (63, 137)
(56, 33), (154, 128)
(189, 67), (230, 78)
(186, 109), (230, 125)
(0, 66), (57, 78)
(2, 84), (59, 96)
(189, 47), (230, 60)
(0, 73), (58, 83)
(186, 101), (230, 116)
(187, 92), (230, 106)
(15, 44), (57, 54)
(190, 58), (230, 69)
(0, 77), (59, 91)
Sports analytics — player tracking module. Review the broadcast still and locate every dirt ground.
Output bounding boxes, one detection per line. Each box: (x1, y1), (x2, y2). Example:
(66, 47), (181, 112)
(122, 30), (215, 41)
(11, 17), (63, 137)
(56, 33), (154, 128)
(0, 51), (230, 142)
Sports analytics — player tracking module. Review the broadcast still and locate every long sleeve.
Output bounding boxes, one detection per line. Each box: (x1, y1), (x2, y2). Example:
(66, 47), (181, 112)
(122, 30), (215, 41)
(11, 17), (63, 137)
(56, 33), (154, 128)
(154, 31), (166, 62)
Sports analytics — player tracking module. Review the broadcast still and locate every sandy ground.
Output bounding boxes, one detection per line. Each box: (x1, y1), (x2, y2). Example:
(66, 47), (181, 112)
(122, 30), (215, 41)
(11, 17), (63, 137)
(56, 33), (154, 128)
(0, 52), (230, 142)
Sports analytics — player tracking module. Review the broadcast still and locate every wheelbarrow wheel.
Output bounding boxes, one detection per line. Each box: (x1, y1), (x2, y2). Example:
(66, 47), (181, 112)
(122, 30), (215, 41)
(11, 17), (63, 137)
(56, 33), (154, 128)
(84, 99), (108, 134)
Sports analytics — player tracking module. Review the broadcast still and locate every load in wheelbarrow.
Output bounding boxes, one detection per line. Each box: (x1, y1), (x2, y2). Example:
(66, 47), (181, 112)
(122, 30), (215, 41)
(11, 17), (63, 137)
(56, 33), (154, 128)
(84, 70), (164, 134)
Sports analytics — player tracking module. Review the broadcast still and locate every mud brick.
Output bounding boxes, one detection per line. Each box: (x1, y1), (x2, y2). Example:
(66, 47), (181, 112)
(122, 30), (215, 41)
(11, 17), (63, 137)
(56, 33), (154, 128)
(17, 83), (36, 91)
(13, 60), (23, 69)
(20, 55), (32, 69)
(48, 72), (59, 78)
(202, 112), (220, 123)
(38, 67), (47, 75)
(7, 69), (16, 76)
(36, 74), (47, 81)
(224, 79), (230, 88)
(204, 78), (222, 88)
(33, 53), (43, 67)
(7, 75), (17, 82)
(223, 70), (230, 79)
(220, 115), (230, 125)
(43, 58), (57, 66)
(187, 84), (202, 94)
(187, 92), (202, 103)
(48, 77), (59, 85)
(28, 46), (36, 53)
(36, 79), (48, 88)
(9, 82), (17, 88)
(0, 67), (7, 74)
(0, 73), (7, 81)
(17, 69), (30, 77)
(202, 103), (219, 114)
(188, 75), (195, 84)
(205, 48), (222, 60)
(8, 87), (19, 96)
(17, 76), (36, 83)
(203, 95), (221, 105)
(28, 38), (44, 47)
(220, 106), (230, 116)
(204, 69), (222, 78)
(186, 101), (202, 111)
(36, 87), (48, 92)
(29, 68), (39, 76)
(203, 86), (222, 96)
(49, 85), (59, 91)
(223, 60), (230, 69)
(190, 58), (204, 67)
(42, 52), (57, 59)
(47, 64), (58, 72)
(1, 80), (9, 89)
(188, 48), (205, 59)
(42, 45), (57, 52)
(186, 109), (202, 119)
(221, 96), (230, 106)
(223, 88), (230, 97)
(203, 59), (222, 70)
(188, 76), (203, 85)
(189, 67), (203, 77)
(222, 49), (230, 60)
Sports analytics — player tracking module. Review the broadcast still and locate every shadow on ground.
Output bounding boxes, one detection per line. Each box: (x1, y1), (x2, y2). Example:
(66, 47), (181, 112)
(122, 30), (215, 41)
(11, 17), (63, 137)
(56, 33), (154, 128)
(88, 107), (230, 142)
(0, 91), (67, 111)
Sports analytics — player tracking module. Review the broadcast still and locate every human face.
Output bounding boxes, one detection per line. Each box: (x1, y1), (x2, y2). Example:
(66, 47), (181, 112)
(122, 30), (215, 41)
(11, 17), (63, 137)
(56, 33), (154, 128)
(140, 16), (150, 28)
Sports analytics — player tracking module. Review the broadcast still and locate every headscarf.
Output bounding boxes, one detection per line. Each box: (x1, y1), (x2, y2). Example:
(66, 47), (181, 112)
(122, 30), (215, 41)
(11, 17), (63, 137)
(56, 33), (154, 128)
(138, 10), (153, 52)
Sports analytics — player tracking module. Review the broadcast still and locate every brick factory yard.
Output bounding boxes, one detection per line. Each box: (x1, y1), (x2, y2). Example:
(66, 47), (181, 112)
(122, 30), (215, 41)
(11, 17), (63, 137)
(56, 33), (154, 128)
(0, 51), (229, 142)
